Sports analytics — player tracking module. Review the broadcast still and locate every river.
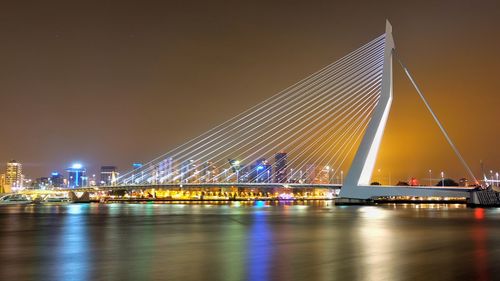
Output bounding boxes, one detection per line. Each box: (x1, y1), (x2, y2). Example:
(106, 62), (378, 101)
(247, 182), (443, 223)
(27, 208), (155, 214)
(0, 202), (498, 280)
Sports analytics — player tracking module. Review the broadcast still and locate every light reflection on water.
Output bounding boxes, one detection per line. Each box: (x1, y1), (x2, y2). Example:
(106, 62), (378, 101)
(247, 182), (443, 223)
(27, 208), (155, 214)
(0, 202), (498, 281)
(52, 213), (89, 281)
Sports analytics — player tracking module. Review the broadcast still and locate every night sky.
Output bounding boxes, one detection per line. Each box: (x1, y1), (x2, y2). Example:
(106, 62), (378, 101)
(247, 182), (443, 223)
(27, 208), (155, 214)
(1, 0), (499, 182)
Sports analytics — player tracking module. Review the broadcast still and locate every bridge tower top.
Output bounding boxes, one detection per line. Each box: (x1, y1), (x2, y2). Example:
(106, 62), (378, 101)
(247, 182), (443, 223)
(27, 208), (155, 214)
(341, 20), (395, 193)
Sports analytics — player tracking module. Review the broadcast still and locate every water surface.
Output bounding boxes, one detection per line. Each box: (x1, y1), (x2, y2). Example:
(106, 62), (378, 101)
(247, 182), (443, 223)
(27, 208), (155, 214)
(0, 202), (498, 281)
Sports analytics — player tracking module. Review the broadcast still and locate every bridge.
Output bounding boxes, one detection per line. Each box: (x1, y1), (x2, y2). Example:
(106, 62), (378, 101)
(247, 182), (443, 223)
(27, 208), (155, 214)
(91, 20), (482, 202)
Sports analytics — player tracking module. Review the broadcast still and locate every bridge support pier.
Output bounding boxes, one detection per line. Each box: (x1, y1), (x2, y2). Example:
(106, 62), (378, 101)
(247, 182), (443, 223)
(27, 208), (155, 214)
(468, 190), (500, 207)
(68, 191), (91, 203)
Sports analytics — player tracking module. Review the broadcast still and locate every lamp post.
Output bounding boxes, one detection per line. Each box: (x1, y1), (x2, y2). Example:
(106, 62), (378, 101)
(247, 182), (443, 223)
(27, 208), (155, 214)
(441, 171), (444, 187)
(496, 172), (499, 187)
(340, 170), (344, 185)
(428, 169), (432, 186)
(325, 166), (330, 184)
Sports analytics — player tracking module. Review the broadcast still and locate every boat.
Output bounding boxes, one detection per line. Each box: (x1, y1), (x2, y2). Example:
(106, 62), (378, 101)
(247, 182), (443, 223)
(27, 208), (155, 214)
(0, 194), (34, 204)
(42, 194), (73, 204)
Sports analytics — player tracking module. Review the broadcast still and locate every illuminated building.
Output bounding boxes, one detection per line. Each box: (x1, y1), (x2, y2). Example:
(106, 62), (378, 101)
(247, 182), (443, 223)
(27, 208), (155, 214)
(158, 158), (173, 183)
(304, 164), (319, 184)
(5, 160), (22, 188)
(66, 163), (87, 188)
(100, 166), (118, 185)
(34, 177), (50, 189)
(274, 152), (288, 183)
(50, 172), (64, 187)
(181, 160), (196, 183)
(253, 158), (272, 183)
(239, 166), (251, 183)
(228, 159), (240, 182)
(0, 174), (5, 193)
(316, 166), (331, 184)
(203, 161), (217, 183)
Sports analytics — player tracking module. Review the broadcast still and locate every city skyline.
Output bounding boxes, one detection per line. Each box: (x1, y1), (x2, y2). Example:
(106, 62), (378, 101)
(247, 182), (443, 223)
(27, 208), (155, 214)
(1, 1), (499, 182)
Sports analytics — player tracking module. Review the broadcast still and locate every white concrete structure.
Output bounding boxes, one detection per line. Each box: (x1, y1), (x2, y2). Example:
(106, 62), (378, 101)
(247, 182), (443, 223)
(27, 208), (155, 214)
(340, 21), (474, 200)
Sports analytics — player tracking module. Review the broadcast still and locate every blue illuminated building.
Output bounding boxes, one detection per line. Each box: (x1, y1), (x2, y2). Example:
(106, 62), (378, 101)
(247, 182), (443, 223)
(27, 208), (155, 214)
(253, 158), (272, 183)
(66, 163), (87, 188)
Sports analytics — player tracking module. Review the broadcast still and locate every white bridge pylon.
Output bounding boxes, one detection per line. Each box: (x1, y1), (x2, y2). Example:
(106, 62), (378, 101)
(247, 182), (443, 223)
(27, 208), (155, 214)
(340, 20), (476, 199)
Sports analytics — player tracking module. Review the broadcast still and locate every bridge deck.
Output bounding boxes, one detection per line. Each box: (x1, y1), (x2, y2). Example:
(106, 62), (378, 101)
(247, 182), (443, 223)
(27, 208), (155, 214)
(67, 183), (342, 192)
(341, 185), (474, 199)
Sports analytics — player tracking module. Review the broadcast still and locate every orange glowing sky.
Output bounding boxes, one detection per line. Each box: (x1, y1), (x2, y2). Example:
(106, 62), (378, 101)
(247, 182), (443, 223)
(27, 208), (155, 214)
(0, 0), (499, 183)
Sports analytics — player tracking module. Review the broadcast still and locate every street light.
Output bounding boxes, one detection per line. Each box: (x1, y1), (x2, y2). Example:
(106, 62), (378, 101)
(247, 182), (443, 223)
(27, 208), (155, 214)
(340, 170), (344, 185)
(428, 169), (432, 186)
(441, 171), (444, 187)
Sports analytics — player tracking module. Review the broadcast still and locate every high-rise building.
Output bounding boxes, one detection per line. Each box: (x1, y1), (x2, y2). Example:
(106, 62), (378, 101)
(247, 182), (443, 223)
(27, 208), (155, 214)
(304, 164), (319, 184)
(228, 159), (241, 182)
(5, 160), (22, 188)
(203, 161), (217, 183)
(274, 152), (288, 183)
(34, 177), (50, 189)
(0, 174), (6, 193)
(239, 166), (251, 183)
(317, 165), (331, 184)
(180, 160), (196, 183)
(50, 172), (64, 188)
(100, 166), (118, 185)
(66, 163), (87, 188)
(253, 158), (272, 183)
(158, 157), (173, 183)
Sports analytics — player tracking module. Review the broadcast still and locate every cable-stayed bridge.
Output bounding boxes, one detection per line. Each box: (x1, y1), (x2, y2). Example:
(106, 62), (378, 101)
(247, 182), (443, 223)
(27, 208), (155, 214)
(108, 20), (479, 201)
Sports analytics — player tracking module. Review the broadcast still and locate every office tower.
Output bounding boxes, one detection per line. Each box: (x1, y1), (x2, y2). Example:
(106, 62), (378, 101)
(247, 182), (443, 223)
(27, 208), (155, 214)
(181, 160), (196, 183)
(5, 160), (22, 188)
(158, 157), (173, 183)
(274, 152), (288, 183)
(66, 163), (87, 188)
(100, 166), (118, 185)
(50, 172), (64, 187)
(203, 161), (217, 183)
(253, 158), (272, 183)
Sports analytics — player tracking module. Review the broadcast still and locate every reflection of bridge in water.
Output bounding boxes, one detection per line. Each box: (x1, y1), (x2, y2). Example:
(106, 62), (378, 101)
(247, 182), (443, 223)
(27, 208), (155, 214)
(74, 21), (494, 204)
